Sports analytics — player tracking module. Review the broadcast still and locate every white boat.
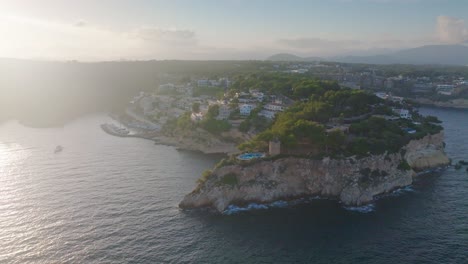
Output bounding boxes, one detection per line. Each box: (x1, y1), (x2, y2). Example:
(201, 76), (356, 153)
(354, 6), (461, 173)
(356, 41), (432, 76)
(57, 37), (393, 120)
(54, 145), (63, 153)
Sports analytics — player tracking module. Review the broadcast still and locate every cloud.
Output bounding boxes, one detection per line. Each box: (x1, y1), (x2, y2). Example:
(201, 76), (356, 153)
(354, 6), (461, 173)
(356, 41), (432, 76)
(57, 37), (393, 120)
(0, 16), (202, 60)
(134, 27), (197, 46)
(435, 16), (468, 44)
(74, 20), (87, 27)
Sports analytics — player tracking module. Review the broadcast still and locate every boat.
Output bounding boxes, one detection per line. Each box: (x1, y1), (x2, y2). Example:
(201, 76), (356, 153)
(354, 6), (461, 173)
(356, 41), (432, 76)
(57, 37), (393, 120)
(54, 145), (63, 153)
(100, 123), (130, 137)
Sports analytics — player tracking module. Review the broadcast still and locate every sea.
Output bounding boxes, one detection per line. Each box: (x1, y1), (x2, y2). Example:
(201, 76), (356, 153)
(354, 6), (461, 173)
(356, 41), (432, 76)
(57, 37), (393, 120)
(0, 107), (467, 263)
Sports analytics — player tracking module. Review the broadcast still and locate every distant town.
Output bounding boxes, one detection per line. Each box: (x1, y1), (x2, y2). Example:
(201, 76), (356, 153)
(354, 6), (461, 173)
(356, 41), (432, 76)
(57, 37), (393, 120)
(111, 61), (467, 143)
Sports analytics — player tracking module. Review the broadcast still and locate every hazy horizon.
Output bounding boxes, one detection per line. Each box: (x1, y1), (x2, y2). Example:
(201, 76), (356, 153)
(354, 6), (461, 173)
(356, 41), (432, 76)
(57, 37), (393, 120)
(1, 0), (468, 61)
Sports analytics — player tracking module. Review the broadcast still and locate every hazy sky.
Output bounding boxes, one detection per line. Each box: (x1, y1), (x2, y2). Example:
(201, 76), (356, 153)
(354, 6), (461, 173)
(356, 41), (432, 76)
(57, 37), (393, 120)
(0, 0), (467, 61)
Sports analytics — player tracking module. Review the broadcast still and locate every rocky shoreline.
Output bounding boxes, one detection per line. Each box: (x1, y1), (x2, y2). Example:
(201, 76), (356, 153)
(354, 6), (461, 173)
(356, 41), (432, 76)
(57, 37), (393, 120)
(179, 132), (450, 213)
(103, 113), (239, 154)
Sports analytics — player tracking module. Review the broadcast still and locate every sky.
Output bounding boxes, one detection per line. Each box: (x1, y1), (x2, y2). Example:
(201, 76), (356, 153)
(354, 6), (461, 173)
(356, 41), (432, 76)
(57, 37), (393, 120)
(0, 0), (467, 61)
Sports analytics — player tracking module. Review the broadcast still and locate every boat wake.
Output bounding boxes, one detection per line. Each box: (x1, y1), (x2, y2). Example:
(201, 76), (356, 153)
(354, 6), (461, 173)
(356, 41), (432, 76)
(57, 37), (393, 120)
(343, 204), (376, 213)
(222, 185), (418, 215)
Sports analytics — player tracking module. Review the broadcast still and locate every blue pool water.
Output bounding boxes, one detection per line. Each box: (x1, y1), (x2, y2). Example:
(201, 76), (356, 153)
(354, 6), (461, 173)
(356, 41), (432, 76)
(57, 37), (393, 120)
(237, 152), (265, 160)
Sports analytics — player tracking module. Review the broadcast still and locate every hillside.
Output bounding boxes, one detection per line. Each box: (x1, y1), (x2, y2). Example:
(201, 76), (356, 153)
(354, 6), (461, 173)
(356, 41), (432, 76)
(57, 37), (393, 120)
(334, 45), (468, 65)
(268, 45), (468, 65)
(266, 53), (324, 62)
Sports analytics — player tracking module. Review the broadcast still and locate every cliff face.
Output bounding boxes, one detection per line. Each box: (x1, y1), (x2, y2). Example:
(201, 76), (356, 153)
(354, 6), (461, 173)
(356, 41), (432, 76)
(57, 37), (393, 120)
(404, 132), (450, 171)
(180, 132), (449, 212)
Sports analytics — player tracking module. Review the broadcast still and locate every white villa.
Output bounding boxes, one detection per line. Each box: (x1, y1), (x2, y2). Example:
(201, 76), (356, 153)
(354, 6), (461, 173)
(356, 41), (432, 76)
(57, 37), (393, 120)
(138, 95), (157, 116)
(394, 108), (412, 119)
(375, 92), (389, 100)
(191, 112), (204, 122)
(240, 104), (256, 116)
(217, 104), (232, 120)
(436, 84), (455, 95)
(250, 91), (265, 102)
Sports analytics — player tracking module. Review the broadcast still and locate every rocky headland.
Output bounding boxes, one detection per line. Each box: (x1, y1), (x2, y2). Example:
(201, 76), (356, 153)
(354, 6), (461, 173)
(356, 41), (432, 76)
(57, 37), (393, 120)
(179, 132), (449, 212)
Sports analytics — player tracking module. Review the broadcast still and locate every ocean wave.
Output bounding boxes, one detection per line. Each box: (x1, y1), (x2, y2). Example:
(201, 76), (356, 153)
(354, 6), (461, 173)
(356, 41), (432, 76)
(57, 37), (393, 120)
(223, 203), (269, 215)
(343, 204), (376, 213)
(222, 196), (328, 215)
(387, 186), (415, 197)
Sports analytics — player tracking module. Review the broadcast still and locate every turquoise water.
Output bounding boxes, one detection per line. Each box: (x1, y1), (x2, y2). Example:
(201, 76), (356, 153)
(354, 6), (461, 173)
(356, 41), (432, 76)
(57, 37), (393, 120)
(238, 152), (265, 160)
(0, 107), (467, 263)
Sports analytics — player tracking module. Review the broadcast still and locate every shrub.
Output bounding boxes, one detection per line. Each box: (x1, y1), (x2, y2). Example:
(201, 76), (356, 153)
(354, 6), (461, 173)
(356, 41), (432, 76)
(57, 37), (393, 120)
(214, 158), (237, 169)
(398, 160), (411, 171)
(219, 173), (238, 186)
(197, 170), (213, 185)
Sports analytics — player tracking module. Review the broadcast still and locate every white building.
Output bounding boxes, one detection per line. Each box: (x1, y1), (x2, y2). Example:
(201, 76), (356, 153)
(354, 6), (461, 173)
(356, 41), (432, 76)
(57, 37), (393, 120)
(436, 84), (455, 95)
(375, 92), (389, 100)
(209, 80), (220, 86)
(216, 104), (232, 120)
(240, 104), (255, 116)
(191, 112), (204, 122)
(259, 110), (276, 119)
(251, 91), (265, 102)
(197, 79), (209, 87)
(264, 103), (284, 112)
(394, 108), (412, 119)
(175, 84), (193, 95)
(139, 95), (156, 116)
(175, 98), (192, 111)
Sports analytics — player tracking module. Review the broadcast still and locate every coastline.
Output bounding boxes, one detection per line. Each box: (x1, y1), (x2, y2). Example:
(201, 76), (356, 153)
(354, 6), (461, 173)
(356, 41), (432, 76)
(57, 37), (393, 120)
(179, 132), (450, 213)
(102, 112), (239, 155)
(415, 98), (468, 110)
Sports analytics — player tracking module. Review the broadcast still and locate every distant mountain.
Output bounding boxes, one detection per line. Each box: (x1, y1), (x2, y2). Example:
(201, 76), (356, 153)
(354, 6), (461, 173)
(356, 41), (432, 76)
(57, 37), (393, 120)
(266, 53), (324, 62)
(268, 45), (468, 65)
(333, 45), (468, 65)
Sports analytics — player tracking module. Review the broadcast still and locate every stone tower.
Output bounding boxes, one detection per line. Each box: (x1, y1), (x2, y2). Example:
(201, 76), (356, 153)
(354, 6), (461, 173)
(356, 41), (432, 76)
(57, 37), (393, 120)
(269, 139), (281, 156)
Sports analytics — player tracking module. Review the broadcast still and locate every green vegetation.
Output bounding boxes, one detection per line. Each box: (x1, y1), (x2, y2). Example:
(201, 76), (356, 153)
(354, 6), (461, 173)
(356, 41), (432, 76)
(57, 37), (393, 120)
(193, 86), (224, 98)
(197, 170), (213, 185)
(349, 117), (407, 154)
(201, 118), (231, 134)
(200, 105), (231, 134)
(230, 73), (340, 100)
(233, 73), (442, 158)
(398, 161), (411, 171)
(219, 173), (239, 186)
(239, 104), (271, 133)
(162, 105), (231, 136)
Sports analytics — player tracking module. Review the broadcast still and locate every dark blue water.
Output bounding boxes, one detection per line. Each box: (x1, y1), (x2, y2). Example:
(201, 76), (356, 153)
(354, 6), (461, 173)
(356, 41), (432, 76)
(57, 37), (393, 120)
(0, 107), (467, 263)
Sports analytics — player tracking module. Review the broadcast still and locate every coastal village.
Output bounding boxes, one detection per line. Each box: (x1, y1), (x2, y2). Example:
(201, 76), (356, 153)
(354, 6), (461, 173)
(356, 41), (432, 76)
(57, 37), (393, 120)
(113, 62), (468, 139)
(95, 61), (459, 213)
(101, 62), (454, 159)
(103, 76), (297, 154)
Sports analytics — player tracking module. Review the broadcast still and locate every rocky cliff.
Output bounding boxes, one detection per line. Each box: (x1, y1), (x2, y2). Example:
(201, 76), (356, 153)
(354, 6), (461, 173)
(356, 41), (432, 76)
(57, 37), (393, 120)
(179, 132), (449, 212)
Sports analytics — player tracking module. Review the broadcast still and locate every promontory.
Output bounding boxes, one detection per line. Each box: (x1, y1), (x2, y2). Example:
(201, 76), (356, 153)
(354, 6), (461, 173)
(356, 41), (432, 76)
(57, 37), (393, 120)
(177, 75), (450, 212)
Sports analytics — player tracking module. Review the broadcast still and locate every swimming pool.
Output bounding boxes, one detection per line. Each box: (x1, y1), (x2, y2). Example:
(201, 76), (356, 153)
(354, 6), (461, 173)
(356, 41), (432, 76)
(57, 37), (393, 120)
(237, 152), (265, 160)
